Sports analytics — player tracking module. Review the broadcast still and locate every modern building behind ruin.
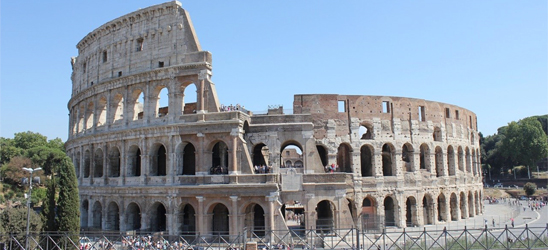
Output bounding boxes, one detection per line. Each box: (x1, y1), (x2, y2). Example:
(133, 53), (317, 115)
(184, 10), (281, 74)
(66, 1), (483, 236)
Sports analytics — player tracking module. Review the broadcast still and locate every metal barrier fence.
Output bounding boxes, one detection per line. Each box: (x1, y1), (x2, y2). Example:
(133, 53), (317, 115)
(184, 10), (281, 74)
(1, 224), (547, 250)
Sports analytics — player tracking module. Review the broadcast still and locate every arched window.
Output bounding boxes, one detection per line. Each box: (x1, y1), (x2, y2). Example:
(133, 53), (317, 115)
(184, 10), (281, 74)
(94, 148), (104, 177)
(420, 144), (430, 170)
(126, 203), (141, 231)
(149, 202), (167, 232)
(435, 147), (444, 177)
(382, 144), (394, 176)
(180, 83), (197, 114)
(360, 145), (373, 177)
(156, 86), (169, 118)
(108, 147), (121, 177)
(131, 89), (144, 121)
(447, 146), (456, 176)
(433, 127), (442, 142)
(359, 124), (373, 139)
(211, 204), (229, 235)
(96, 97), (107, 127)
(384, 197), (396, 227)
(127, 146), (141, 177)
(402, 143), (414, 172)
(112, 93), (124, 123)
(316, 200), (334, 233)
(337, 144), (352, 173)
(211, 142), (229, 174)
(151, 145), (167, 176)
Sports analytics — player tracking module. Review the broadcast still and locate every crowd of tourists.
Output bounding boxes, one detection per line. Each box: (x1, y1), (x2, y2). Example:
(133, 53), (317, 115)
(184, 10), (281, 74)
(254, 165), (272, 174)
(220, 104), (245, 112)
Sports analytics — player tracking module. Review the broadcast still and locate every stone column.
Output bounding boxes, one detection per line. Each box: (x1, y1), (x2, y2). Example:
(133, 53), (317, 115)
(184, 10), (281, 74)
(230, 130), (239, 175)
(196, 196), (206, 235)
(197, 133), (206, 175)
(167, 135), (175, 184)
(229, 196), (239, 237)
(374, 151), (383, 177)
(140, 138), (148, 184)
(140, 212), (148, 231)
(267, 195), (277, 231)
(462, 194), (469, 219)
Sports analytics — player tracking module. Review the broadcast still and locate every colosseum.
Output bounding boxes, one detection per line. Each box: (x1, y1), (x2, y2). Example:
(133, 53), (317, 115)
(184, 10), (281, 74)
(65, 1), (483, 237)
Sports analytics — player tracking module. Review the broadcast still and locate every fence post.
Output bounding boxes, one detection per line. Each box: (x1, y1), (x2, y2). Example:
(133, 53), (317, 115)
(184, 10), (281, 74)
(443, 227), (447, 250)
(382, 228), (385, 250)
(356, 227), (360, 250)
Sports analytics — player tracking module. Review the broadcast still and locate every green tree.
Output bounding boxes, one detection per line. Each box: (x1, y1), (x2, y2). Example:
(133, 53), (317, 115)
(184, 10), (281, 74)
(42, 178), (57, 232)
(0, 206), (43, 246)
(13, 131), (48, 150)
(26, 146), (67, 176)
(0, 137), (23, 166)
(523, 182), (537, 197)
(0, 156), (35, 186)
(56, 156), (80, 234)
(501, 117), (548, 179)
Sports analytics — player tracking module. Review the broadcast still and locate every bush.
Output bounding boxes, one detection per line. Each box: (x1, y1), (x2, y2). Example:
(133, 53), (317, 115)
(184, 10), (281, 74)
(524, 182), (537, 197)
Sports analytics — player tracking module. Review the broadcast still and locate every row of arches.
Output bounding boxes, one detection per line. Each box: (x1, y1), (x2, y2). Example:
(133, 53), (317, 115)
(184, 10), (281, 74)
(359, 124), (477, 145)
(361, 189), (482, 228)
(70, 81), (197, 135)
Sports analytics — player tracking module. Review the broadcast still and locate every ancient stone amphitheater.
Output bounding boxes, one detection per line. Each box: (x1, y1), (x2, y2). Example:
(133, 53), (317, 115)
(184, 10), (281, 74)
(66, 1), (483, 236)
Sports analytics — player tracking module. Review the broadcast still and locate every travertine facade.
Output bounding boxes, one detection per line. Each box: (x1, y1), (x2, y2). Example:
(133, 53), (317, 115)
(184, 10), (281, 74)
(66, 1), (483, 236)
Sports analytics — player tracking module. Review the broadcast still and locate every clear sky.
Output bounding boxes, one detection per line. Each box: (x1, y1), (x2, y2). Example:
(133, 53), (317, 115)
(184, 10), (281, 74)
(1, 1), (546, 142)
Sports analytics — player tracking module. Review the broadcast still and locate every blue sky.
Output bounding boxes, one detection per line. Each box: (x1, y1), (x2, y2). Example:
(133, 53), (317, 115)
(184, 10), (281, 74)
(1, 1), (546, 141)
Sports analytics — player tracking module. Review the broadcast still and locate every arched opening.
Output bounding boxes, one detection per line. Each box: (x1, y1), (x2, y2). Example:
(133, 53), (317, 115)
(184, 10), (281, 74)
(465, 148), (471, 173)
(359, 124), (373, 139)
(469, 191), (475, 217)
(422, 194), (434, 225)
(211, 141), (229, 174)
(294, 160), (303, 167)
(283, 201), (305, 231)
(181, 143), (196, 175)
(361, 197), (377, 230)
(127, 146), (141, 176)
(475, 191), (480, 215)
(460, 192), (466, 219)
(316, 145), (328, 167)
(337, 144), (352, 173)
(437, 193), (447, 222)
(131, 90), (145, 120)
(181, 83), (197, 114)
(75, 152), (81, 178)
(108, 147), (121, 177)
(86, 102), (94, 129)
(244, 203), (266, 237)
(151, 144), (167, 176)
(382, 144), (394, 176)
(94, 148), (104, 177)
(156, 86), (169, 118)
(402, 143), (414, 172)
(472, 150), (477, 176)
(97, 97), (107, 126)
(78, 105), (85, 133)
(126, 203), (141, 231)
(280, 144), (302, 170)
(106, 202), (120, 231)
(84, 150), (91, 178)
(92, 201), (102, 230)
(450, 193), (458, 221)
(179, 204), (196, 235)
(360, 145), (373, 177)
(419, 144), (430, 170)
(211, 203), (229, 235)
(457, 147), (464, 172)
(384, 197), (396, 227)
(406, 196), (418, 227)
(447, 146), (456, 176)
(435, 147), (443, 177)
(81, 200), (89, 228)
(252, 143), (269, 169)
(433, 127), (442, 142)
(316, 200), (334, 233)
(112, 94), (124, 123)
(150, 202), (167, 232)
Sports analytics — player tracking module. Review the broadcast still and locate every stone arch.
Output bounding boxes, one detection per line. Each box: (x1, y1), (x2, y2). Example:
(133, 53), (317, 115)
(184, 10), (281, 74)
(420, 143), (430, 171)
(210, 203), (229, 235)
(437, 193), (447, 222)
(112, 93), (124, 123)
(361, 196), (377, 230)
(384, 196), (397, 227)
(149, 202), (167, 232)
(178, 204), (196, 235)
(360, 144), (374, 177)
(92, 201), (102, 229)
(402, 143), (414, 172)
(150, 143), (167, 176)
(108, 146), (121, 177)
(179, 82), (198, 115)
(469, 191), (475, 217)
(316, 200), (335, 233)
(316, 145), (329, 167)
(405, 196), (418, 227)
(435, 146), (444, 177)
(81, 199), (89, 228)
(244, 203), (266, 237)
(75, 152), (81, 178)
(94, 148), (104, 177)
(86, 101), (94, 129)
(447, 146), (456, 176)
(457, 146), (464, 172)
(127, 145), (141, 176)
(382, 143), (396, 176)
(459, 192), (467, 219)
(130, 89), (145, 121)
(422, 194), (434, 225)
(252, 143), (269, 168)
(78, 105), (85, 133)
(433, 126), (442, 142)
(126, 202), (141, 231)
(337, 143), (352, 173)
(106, 201), (120, 231)
(155, 85), (169, 118)
(96, 96), (107, 126)
(359, 123), (373, 139)
(176, 142), (196, 175)
(84, 149), (91, 178)
(465, 147), (471, 173)
(450, 193), (458, 221)
(211, 141), (229, 174)
(280, 141), (303, 169)
(294, 160), (303, 167)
